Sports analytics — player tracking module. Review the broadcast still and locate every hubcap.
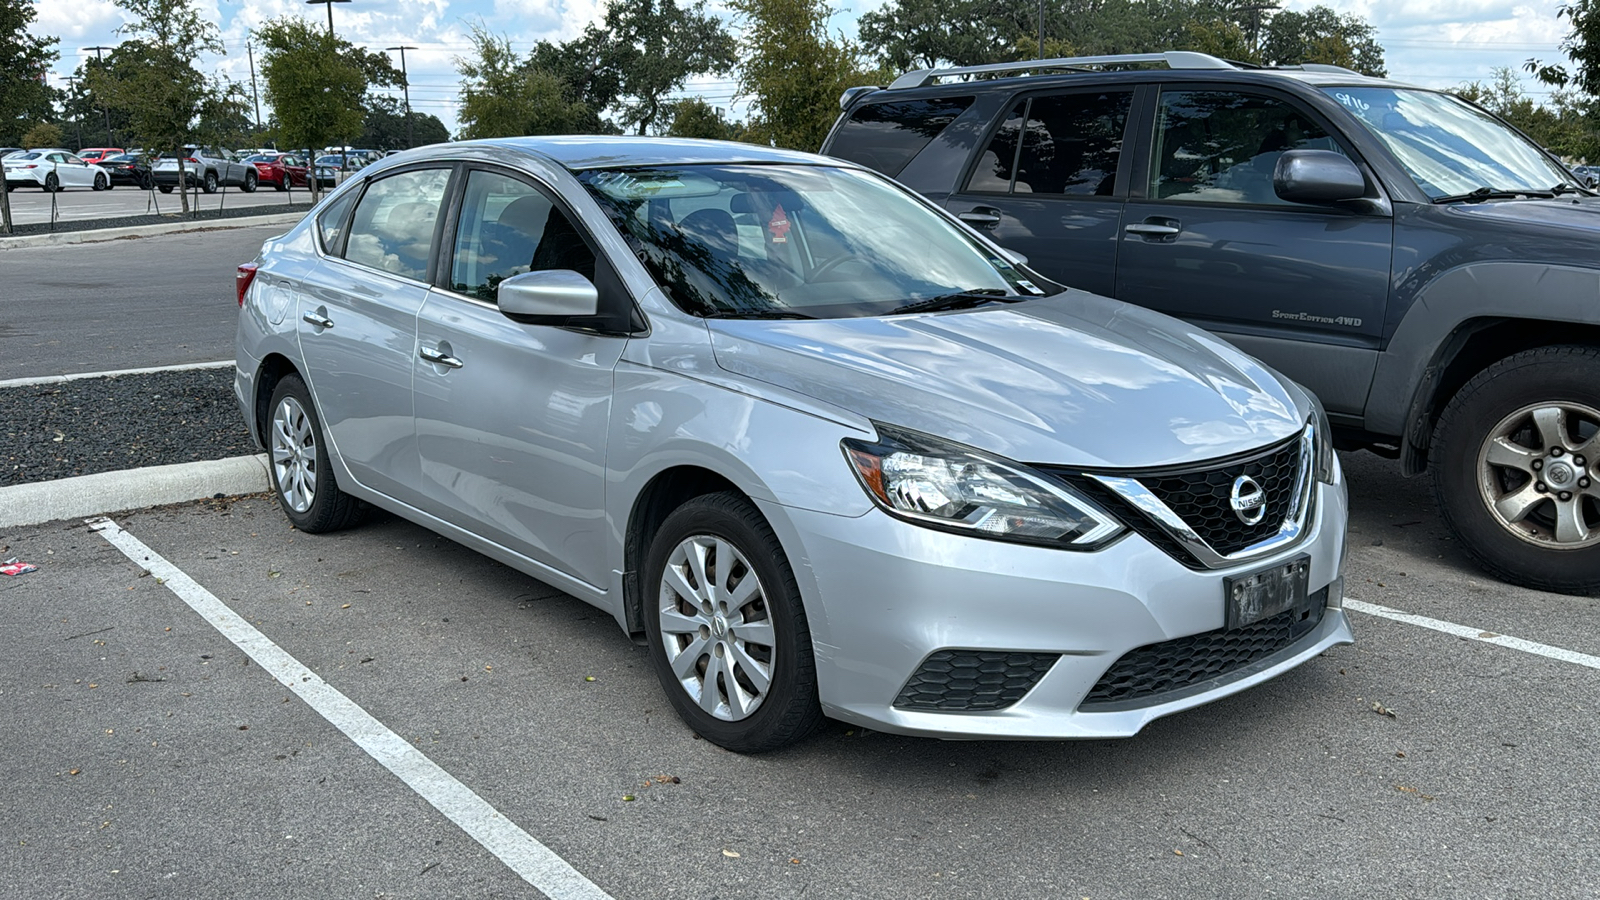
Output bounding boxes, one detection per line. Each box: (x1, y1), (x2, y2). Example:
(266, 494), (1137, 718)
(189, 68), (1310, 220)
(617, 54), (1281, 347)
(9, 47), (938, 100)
(270, 396), (318, 513)
(1477, 401), (1600, 549)
(657, 535), (775, 721)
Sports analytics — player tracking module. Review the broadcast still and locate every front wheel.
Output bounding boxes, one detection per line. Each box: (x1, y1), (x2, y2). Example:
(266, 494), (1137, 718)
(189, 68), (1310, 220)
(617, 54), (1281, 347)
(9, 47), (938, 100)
(1432, 346), (1600, 593)
(643, 493), (823, 752)
(158, 184), (173, 194)
(266, 375), (364, 534)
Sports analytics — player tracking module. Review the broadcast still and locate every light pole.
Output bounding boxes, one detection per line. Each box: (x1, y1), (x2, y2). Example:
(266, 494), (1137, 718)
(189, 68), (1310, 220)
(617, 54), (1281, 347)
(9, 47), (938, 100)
(85, 46), (116, 146)
(386, 45), (417, 149)
(305, 0), (350, 37)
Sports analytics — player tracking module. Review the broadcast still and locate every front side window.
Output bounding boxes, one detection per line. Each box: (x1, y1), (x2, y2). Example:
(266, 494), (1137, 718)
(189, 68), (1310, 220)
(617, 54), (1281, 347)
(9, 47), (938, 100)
(341, 168), (452, 280)
(1325, 87), (1575, 199)
(1151, 91), (1341, 205)
(449, 169), (596, 303)
(581, 164), (1052, 320)
(828, 97), (974, 177)
(316, 188), (358, 256)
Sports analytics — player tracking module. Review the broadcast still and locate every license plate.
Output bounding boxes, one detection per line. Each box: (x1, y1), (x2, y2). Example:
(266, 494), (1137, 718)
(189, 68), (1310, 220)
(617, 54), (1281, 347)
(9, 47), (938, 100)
(1225, 555), (1311, 630)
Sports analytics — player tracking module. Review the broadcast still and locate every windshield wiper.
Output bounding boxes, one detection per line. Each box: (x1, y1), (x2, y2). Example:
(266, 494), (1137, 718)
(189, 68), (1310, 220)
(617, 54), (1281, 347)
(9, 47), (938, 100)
(1551, 182), (1594, 197)
(701, 309), (816, 320)
(1433, 186), (1555, 203)
(888, 289), (1024, 316)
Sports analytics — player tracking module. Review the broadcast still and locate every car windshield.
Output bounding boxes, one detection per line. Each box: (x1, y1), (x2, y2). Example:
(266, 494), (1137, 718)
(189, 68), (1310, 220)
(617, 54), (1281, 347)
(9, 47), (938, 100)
(1324, 87), (1576, 199)
(579, 163), (1052, 319)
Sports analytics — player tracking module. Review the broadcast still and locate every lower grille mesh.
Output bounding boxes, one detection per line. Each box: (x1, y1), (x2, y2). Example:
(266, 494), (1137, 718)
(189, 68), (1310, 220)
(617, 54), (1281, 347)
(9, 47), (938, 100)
(1080, 589), (1327, 710)
(893, 650), (1060, 711)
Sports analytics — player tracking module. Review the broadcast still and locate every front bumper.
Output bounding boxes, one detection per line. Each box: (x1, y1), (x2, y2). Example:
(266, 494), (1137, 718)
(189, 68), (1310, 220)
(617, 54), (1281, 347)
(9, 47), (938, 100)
(764, 461), (1350, 740)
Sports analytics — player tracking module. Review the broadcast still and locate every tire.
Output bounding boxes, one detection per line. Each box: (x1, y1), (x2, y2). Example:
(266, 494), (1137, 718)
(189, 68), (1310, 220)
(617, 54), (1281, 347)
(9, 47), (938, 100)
(141, 173), (153, 190)
(202, 171), (218, 194)
(266, 375), (364, 534)
(1431, 345), (1600, 593)
(158, 184), (173, 194)
(94, 173), (109, 191)
(44, 173), (59, 192)
(643, 492), (823, 752)
(274, 176), (287, 192)
(242, 170), (257, 193)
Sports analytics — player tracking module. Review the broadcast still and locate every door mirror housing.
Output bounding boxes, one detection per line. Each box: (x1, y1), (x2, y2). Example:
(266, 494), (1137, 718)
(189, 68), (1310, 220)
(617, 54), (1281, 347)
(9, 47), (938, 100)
(1000, 247), (1028, 267)
(498, 270), (600, 324)
(1273, 149), (1367, 204)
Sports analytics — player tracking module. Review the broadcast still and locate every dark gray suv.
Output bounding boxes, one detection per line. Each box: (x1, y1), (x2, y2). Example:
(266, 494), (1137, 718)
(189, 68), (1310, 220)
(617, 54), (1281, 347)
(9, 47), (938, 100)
(823, 50), (1600, 594)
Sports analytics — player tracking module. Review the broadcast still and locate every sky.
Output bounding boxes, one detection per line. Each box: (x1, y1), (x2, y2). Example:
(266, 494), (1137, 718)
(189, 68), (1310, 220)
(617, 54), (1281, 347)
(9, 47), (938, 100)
(25, 0), (1578, 141)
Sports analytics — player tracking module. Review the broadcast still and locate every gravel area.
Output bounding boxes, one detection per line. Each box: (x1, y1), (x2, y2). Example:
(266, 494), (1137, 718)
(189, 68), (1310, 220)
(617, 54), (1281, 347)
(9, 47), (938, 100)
(0, 368), (256, 486)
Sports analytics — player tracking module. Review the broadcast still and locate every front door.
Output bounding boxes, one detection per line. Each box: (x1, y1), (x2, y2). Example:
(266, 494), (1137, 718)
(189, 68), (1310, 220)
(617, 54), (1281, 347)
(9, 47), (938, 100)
(944, 88), (1135, 297)
(413, 167), (626, 589)
(1114, 88), (1393, 415)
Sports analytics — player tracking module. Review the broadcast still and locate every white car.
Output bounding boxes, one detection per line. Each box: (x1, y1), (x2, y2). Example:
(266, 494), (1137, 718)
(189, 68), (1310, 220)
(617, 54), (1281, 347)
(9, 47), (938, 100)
(3, 150), (111, 192)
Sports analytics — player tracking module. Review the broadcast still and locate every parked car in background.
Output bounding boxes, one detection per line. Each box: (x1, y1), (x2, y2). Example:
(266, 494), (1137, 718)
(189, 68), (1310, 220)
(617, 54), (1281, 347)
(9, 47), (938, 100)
(152, 145), (258, 194)
(98, 153), (154, 189)
(235, 136), (1351, 752)
(1572, 164), (1599, 188)
(244, 153), (310, 190)
(77, 147), (123, 166)
(0, 147), (22, 159)
(314, 153), (369, 173)
(823, 50), (1600, 594)
(3, 149), (110, 191)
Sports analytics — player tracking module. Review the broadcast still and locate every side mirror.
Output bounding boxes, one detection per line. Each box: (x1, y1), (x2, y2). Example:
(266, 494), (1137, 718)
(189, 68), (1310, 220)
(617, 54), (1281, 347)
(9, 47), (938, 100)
(498, 269), (600, 324)
(1273, 149), (1367, 204)
(1000, 247), (1029, 267)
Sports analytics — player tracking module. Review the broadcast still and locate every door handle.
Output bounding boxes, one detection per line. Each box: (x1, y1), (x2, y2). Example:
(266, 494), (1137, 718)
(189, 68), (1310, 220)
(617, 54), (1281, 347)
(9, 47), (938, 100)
(958, 208), (1003, 227)
(1124, 222), (1181, 237)
(419, 346), (464, 369)
(302, 310), (334, 329)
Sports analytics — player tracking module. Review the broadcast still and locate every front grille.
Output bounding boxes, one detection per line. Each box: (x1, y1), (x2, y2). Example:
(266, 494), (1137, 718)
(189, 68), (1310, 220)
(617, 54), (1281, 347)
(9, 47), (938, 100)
(1079, 588), (1326, 710)
(893, 650), (1060, 712)
(1141, 437), (1304, 555)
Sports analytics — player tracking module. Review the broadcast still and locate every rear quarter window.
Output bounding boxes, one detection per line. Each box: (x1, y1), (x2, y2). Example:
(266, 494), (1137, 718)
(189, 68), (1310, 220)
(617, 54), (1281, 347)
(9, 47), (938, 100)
(827, 97), (975, 177)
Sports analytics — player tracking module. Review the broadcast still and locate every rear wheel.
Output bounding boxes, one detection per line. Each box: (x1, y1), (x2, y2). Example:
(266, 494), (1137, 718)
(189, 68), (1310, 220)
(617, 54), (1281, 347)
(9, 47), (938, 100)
(274, 175), (287, 192)
(1432, 346), (1600, 593)
(242, 170), (257, 192)
(202, 171), (218, 193)
(94, 172), (109, 191)
(266, 375), (364, 534)
(158, 184), (173, 194)
(43, 173), (59, 192)
(643, 493), (823, 752)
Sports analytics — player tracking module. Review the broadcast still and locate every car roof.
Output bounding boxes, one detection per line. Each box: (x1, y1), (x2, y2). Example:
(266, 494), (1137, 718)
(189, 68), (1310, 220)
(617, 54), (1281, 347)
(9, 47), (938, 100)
(418, 136), (839, 172)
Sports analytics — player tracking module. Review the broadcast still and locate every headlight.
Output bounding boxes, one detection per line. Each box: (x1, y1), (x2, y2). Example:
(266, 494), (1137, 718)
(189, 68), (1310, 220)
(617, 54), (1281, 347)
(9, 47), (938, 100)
(1308, 394), (1336, 484)
(842, 423), (1125, 549)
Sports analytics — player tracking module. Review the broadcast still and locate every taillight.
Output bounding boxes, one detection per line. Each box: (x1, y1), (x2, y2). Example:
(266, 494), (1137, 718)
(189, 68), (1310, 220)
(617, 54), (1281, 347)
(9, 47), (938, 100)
(186, 157), (199, 163)
(236, 264), (259, 308)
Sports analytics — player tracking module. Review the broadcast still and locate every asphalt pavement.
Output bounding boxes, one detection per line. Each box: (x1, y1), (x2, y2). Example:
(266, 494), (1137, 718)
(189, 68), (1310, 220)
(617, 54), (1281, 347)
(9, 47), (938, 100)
(0, 224), (290, 379)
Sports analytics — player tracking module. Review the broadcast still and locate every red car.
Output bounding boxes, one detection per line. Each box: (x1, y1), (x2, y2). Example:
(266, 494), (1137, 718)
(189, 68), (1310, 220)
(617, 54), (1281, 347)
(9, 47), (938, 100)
(77, 147), (123, 166)
(243, 153), (312, 190)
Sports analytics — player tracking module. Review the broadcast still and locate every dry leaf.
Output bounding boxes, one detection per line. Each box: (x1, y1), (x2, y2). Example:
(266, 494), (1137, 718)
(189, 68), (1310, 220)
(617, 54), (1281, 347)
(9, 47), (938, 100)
(722, 850), (740, 858)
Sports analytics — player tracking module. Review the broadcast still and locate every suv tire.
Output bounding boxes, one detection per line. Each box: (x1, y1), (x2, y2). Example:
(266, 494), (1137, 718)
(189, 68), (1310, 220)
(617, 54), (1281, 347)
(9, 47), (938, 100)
(643, 492), (823, 752)
(1431, 346), (1600, 594)
(202, 171), (218, 194)
(242, 170), (257, 193)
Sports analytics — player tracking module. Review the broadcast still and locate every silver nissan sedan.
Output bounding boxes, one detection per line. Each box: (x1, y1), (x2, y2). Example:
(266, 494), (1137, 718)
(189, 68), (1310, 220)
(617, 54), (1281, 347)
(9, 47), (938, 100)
(235, 137), (1353, 752)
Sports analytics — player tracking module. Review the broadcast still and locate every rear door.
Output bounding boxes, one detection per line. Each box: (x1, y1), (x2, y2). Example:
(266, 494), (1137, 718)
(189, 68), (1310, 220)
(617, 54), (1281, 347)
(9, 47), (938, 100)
(295, 165), (455, 503)
(1114, 86), (1393, 415)
(942, 87), (1135, 297)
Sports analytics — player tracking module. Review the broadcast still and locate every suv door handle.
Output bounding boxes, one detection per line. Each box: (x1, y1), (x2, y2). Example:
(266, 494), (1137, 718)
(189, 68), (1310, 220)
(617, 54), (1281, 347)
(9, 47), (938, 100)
(958, 207), (1003, 227)
(419, 345), (464, 369)
(1124, 222), (1181, 237)
(302, 309), (334, 329)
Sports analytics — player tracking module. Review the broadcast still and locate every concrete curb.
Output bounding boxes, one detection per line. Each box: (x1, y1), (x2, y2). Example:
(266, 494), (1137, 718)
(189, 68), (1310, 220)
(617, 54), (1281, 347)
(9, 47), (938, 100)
(0, 212), (302, 250)
(0, 454), (271, 529)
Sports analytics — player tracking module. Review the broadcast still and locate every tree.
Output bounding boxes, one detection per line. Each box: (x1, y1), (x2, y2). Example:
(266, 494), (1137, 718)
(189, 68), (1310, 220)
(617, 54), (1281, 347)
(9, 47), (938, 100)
(456, 25), (595, 139)
(256, 16), (400, 199)
(88, 0), (227, 214)
(1, 0), (59, 232)
(359, 94), (449, 149)
(731, 0), (886, 151)
(664, 98), (740, 139)
(1528, 1), (1600, 96)
(1459, 67), (1600, 162)
(1258, 6), (1385, 76)
(20, 121), (63, 149)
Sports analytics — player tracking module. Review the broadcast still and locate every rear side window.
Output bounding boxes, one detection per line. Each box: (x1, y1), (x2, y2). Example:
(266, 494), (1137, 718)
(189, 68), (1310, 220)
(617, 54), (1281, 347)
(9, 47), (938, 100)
(966, 91), (1132, 196)
(828, 97), (974, 177)
(342, 168), (453, 281)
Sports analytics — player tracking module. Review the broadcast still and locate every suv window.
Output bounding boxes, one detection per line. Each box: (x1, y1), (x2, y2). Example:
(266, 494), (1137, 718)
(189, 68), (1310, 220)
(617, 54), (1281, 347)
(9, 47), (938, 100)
(342, 168), (452, 280)
(449, 169), (596, 303)
(828, 97), (974, 177)
(966, 91), (1131, 196)
(1151, 90), (1341, 205)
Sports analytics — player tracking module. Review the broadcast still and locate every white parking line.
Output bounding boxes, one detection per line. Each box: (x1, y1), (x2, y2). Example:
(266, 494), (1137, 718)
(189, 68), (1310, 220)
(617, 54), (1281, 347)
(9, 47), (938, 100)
(0, 360), (233, 389)
(89, 516), (615, 900)
(1346, 598), (1600, 671)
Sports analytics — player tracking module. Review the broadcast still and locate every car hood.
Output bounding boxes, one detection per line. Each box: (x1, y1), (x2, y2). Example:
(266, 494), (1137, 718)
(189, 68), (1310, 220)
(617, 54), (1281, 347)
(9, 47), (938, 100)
(707, 293), (1305, 468)
(1442, 195), (1600, 234)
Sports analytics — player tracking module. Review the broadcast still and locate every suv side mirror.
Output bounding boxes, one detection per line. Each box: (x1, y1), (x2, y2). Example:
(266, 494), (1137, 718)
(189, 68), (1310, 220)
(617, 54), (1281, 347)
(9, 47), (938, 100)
(1273, 150), (1367, 204)
(498, 270), (600, 324)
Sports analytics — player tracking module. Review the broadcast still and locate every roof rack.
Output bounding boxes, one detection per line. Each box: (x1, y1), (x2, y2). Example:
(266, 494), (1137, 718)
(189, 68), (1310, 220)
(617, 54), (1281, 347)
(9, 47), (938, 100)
(887, 51), (1235, 91)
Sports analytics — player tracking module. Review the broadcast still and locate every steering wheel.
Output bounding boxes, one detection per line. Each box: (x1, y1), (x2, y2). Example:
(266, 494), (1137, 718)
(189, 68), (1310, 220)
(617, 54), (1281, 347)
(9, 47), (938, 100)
(808, 255), (875, 282)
